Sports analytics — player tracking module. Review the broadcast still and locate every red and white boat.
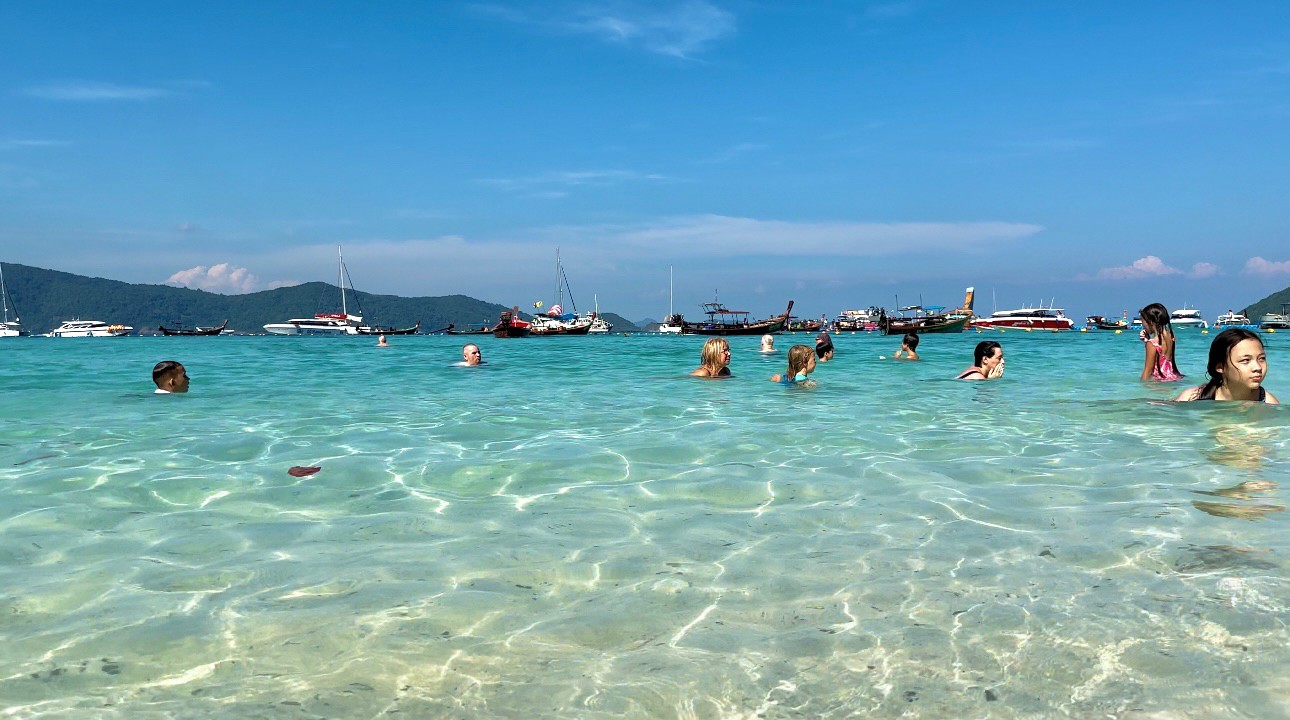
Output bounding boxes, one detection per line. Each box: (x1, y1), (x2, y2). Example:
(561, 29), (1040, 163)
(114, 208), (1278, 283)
(971, 305), (1075, 331)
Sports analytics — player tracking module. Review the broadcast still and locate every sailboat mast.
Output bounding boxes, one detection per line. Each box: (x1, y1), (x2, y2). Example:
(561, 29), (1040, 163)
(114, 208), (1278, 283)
(669, 265), (673, 317)
(554, 248), (562, 310)
(338, 245), (348, 317)
(0, 263), (8, 323)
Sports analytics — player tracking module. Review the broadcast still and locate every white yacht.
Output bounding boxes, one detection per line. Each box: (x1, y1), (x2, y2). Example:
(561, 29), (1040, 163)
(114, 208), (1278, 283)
(264, 246), (365, 335)
(45, 320), (133, 337)
(588, 314), (612, 334)
(656, 266), (682, 333)
(1169, 307), (1208, 330)
(1259, 304), (1290, 330)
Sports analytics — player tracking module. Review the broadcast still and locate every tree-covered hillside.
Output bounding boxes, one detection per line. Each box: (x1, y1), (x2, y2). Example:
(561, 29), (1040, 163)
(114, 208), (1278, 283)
(1245, 286), (1290, 321)
(0, 262), (524, 334)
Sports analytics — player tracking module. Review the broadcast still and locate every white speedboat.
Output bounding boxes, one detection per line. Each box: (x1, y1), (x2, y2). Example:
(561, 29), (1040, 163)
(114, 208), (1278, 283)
(970, 305), (1075, 331)
(45, 320), (133, 337)
(832, 308), (882, 332)
(1170, 307), (1208, 329)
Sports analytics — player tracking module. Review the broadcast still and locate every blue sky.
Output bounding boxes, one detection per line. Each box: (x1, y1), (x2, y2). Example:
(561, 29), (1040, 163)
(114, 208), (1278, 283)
(3, 1), (1288, 322)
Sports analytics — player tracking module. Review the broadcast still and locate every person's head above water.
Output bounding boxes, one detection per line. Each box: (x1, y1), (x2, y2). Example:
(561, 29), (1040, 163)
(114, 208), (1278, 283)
(760, 334), (775, 351)
(1139, 302), (1172, 336)
(692, 338), (732, 377)
(1185, 328), (1274, 401)
(462, 343), (483, 366)
(152, 360), (189, 393)
(902, 333), (919, 351)
(787, 344), (816, 377)
(815, 332), (834, 361)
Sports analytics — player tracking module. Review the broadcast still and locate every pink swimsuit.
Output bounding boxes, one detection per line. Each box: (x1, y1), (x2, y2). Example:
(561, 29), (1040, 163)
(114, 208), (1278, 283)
(1149, 339), (1182, 382)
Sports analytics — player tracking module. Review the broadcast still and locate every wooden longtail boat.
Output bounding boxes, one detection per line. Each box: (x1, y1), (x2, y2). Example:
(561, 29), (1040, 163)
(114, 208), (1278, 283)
(357, 321), (420, 335)
(682, 300), (794, 336)
(493, 307), (531, 338)
(158, 320), (228, 336)
(881, 312), (970, 335)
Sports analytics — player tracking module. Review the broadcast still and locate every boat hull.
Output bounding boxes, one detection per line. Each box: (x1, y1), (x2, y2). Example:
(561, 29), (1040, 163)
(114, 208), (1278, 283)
(263, 323), (360, 336)
(357, 322), (420, 335)
(971, 319), (1075, 331)
(883, 315), (969, 335)
(159, 321), (228, 336)
(682, 316), (787, 336)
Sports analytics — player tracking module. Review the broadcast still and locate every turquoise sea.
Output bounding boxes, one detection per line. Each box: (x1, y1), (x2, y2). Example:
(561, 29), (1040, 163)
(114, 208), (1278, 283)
(1, 330), (1286, 719)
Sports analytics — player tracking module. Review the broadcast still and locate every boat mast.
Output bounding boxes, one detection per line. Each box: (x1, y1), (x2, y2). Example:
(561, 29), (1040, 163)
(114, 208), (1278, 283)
(554, 248), (562, 310)
(338, 245), (348, 317)
(669, 265), (673, 317)
(0, 263), (8, 323)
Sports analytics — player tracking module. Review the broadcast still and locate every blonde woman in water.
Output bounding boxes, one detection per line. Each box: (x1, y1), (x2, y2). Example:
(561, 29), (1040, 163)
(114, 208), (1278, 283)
(691, 338), (732, 378)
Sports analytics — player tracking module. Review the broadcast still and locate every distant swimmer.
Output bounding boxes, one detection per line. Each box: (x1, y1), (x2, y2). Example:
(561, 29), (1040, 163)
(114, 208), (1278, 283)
(1175, 328), (1278, 403)
(461, 343), (485, 366)
(377, 334), (390, 347)
(691, 338), (732, 378)
(957, 341), (1003, 381)
(893, 333), (920, 360)
(760, 334), (776, 353)
(770, 344), (817, 385)
(815, 332), (834, 362)
(152, 360), (190, 394)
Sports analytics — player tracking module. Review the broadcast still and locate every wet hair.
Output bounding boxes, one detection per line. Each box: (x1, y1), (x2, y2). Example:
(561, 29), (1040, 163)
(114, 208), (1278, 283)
(152, 360), (184, 387)
(1196, 328), (1264, 400)
(973, 341), (1001, 366)
(760, 334), (774, 347)
(700, 338), (730, 369)
(903, 333), (920, 350)
(786, 345), (814, 377)
(1139, 303), (1171, 336)
(814, 332), (834, 359)
(1139, 303), (1182, 375)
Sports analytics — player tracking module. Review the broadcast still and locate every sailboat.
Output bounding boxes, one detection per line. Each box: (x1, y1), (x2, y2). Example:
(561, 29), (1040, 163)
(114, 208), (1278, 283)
(657, 265), (682, 334)
(529, 249), (594, 336)
(0, 263), (26, 337)
(263, 247), (418, 335)
(588, 294), (612, 334)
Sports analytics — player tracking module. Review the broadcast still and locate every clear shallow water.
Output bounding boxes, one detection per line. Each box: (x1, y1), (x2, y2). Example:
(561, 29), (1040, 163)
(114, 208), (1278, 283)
(1, 330), (1286, 719)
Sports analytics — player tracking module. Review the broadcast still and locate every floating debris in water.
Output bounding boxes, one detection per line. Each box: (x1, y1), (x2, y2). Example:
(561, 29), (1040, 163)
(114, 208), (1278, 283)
(288, 466), (321, 477)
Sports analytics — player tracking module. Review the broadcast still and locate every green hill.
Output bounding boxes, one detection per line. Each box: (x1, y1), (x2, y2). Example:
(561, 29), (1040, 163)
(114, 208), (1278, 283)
(1245, 286), (1290, 321)
(0, 262), (517, 335)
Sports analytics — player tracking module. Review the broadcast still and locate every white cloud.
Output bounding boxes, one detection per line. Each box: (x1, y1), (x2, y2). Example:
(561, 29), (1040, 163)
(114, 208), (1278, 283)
(550, 215), (1044, 257)
(1188, 262), (1220, 279)
(1244, 256), (1290, 275)
(479, 1), (736, 58)
(1095, 256), (1181, 280)
(166, 264), (261, 293)
(478, 169), (670, 193)
(25, 81), (170, 101)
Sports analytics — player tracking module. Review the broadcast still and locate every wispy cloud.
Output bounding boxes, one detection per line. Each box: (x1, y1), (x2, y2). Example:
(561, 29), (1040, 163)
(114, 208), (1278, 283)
(1090, 256), (1219, 280)
(475, 1), (736, 59)
(0, 139), (70, 150)
(477, 169), (671, 194)
(540, 215), (1044, 258)
(166, 264), (261, 294)
(1244, 256), (1290, 275)
(25, 81), (170, 102)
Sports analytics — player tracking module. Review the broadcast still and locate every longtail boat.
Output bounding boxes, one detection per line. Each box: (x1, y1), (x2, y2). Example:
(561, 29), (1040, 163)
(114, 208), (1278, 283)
(682, 300), (794, 336)
(493, 307), (531, 338)
(158, 320), (228, 336)
(357, 321), (420, 335)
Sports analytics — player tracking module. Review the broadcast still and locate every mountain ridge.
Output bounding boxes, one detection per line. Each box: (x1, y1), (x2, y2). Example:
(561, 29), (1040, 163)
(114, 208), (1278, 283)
(0, 262), (640, 334)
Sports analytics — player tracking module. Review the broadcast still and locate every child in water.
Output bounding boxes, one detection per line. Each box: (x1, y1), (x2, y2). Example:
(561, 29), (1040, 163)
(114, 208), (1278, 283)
(770, 345), (817, 385)
(1139, 302), (1182, 382)
(1175, 328), (1279, 403)
(893, 333), (920, 360)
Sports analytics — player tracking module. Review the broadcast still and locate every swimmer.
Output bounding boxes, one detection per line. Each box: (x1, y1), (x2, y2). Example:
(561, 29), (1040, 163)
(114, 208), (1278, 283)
(152, 360), (190, 394)
(770, 345), (817, 385)
(759, 334), (776, 353)
(377, 334), (389, 347)
(957, 341), (1003, 380)
(1139, 302), (1182, 382)
(461, 343), (485, 366)
(1175, 328), (1278, 403)
(691, 338), (732, 378)
(893, 333), (920, 360)
(815, 332), (834, 362)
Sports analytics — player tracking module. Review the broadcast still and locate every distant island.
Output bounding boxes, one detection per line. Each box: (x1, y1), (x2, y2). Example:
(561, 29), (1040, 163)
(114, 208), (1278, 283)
(0, 262), (641, 335)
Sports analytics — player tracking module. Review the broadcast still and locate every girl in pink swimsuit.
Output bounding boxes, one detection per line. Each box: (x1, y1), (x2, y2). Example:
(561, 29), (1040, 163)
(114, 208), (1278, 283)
(1138, 303), (1183, 382)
